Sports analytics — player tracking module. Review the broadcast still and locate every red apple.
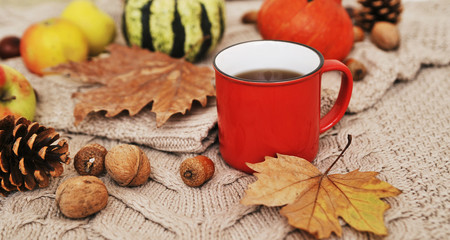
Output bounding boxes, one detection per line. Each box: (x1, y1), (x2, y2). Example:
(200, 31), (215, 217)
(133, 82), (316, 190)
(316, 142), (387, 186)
(0, 64), (36, 120)
(20, 18), (88, 76)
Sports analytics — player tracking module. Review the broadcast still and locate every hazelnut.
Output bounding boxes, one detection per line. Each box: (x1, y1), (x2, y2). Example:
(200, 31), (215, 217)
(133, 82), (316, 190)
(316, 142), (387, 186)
(74, 143), (107, 176)
(353, 26), (365, 43)
(0, 36), (21, 59)
(370, 21), (400, 51)
(56, 176), (108, 219)
(343, 58), (367, 81)
(105, 144), (151, 187)
(180, 155), (215, 187)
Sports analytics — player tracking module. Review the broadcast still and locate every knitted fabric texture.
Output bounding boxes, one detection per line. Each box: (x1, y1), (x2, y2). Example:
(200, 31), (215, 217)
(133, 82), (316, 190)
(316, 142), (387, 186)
(0, 0), (449, 239)
(2, 0), (449, 152)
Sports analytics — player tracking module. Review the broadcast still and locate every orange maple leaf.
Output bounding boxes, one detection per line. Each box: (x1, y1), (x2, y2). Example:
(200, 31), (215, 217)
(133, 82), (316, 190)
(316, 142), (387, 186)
(50, 44), (215, 127)
(241, 136), (402, 239)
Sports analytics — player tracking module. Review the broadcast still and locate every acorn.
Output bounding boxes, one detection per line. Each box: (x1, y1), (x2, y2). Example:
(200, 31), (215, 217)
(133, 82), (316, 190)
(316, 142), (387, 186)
(242, 10), (258, 24)
(180, 156), (215, 187)
(344, 58), (367, 81)
(74, 143), (107, 176)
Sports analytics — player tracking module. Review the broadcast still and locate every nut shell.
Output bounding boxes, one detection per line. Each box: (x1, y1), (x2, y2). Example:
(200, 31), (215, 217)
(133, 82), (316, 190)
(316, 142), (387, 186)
(242, 10), (258, 24)
(344, 58), (367, 81)
(0, 36), (21, 59)
(74, 143), (107, 176)
(105, 144), (151, 187)
(56, 176), (108, 219)
(180, 155), (215, 187)
(353, 26), (365, 43)
(370, 21), (400, 51)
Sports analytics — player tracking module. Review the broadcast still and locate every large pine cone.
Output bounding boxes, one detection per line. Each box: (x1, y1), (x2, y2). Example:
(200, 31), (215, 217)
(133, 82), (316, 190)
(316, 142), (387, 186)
(355, 0), (403, 31)
(0, 116), (70, 197)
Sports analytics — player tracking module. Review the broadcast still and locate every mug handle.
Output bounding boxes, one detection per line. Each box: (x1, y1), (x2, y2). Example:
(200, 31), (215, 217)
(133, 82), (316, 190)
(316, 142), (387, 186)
(319, 59), (353, 133)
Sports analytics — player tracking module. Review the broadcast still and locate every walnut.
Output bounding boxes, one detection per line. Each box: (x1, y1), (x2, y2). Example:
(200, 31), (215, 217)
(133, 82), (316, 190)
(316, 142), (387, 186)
(74, 143), (107, 176)
(105, 144), (151, 187)
(55, 176), (108, 219)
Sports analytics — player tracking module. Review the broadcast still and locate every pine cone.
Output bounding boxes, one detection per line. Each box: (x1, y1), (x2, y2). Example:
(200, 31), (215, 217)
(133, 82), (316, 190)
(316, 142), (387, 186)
(0, 115), (70, 197)
(355, 0), (403, 31)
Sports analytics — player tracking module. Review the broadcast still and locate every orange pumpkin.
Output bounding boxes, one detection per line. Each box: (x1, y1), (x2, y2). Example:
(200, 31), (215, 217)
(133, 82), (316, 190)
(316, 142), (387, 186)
(257, 0), (353, 61)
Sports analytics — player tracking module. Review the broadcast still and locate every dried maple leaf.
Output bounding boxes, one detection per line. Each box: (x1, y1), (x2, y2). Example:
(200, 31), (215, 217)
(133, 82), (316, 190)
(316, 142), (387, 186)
(241, 135), (402, 239)
(49, 44), (215, 127)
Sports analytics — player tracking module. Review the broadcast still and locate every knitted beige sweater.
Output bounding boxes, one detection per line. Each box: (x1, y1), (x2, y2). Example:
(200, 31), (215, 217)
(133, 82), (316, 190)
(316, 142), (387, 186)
(0, 0), (448, 239)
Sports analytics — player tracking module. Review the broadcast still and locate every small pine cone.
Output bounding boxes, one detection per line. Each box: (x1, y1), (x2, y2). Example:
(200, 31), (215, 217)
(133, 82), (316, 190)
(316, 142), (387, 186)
(0, 115), (70, 197)
(355, 0), (403, 31)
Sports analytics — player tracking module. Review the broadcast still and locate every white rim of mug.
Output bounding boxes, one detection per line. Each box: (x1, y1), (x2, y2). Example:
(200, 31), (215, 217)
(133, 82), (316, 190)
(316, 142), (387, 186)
(213, 40), (325, 83)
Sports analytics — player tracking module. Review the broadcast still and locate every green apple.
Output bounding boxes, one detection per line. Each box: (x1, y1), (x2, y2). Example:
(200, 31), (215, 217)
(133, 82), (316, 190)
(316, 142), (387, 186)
(61, 0), (116, 56)
(0, 64), (36, 120)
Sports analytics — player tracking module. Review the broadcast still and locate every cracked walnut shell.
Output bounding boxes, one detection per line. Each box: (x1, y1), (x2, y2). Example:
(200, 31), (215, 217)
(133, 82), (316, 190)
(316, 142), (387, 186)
(74, 143), (107, 176)
(105, 144), (151, 187)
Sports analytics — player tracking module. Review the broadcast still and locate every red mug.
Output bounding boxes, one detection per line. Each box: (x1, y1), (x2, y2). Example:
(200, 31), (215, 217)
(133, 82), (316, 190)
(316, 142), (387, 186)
(213, 40), (353, 173)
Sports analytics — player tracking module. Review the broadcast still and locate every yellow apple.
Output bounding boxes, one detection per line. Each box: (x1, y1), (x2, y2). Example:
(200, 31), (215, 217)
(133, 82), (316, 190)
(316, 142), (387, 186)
(61, 0), (116, 56)
(20, 18), (88, 76)
(0, 64), (36, 120)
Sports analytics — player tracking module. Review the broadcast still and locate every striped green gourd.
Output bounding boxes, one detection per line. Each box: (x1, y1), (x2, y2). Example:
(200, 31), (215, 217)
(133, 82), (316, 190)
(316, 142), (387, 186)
(122, 0), (225, 62)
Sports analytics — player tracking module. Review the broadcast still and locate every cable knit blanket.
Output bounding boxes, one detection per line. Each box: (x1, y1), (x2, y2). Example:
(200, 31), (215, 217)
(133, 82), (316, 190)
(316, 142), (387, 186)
(0, 0), (449, 239)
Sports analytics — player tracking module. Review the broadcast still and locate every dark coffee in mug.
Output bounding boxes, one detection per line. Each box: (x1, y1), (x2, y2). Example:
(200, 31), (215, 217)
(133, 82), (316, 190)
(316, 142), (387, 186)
(235, 69), (303, 81)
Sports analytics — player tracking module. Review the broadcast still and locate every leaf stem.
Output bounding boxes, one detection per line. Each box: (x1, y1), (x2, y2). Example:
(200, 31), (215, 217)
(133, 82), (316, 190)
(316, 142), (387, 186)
(324, 134), (352, 175)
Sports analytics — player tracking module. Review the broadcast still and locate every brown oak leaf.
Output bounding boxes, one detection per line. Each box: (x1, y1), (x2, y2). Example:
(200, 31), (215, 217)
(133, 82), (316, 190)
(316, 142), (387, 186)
(241, 136), (402, 239)
(49, 44), (215, 127)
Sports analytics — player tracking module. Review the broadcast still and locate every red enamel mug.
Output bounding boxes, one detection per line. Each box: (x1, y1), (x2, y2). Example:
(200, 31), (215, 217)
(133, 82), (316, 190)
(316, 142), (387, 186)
(213, 40), (353, 173)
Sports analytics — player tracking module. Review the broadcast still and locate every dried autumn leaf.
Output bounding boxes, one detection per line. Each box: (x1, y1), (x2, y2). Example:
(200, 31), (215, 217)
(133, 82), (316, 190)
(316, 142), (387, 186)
(241, 136), (401, 239)
(50, 44), (215, 127)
